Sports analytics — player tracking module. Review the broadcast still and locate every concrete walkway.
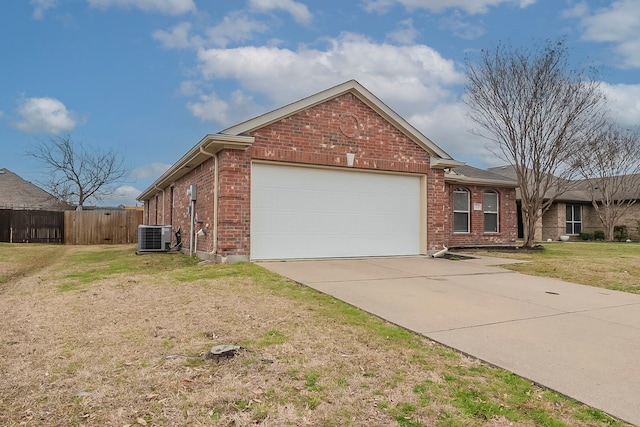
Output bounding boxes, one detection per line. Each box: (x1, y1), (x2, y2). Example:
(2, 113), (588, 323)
(258, 256), (640, 425)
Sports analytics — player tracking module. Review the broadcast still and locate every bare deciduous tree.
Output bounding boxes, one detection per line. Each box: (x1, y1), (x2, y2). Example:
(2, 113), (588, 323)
(27, 135), (129, 209)
(572, 123), (640, 241)
(464, 39), (605, 247)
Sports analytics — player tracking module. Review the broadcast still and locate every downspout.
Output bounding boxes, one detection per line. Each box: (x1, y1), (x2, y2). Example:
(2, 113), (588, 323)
(200, 147), (219, 259)
(189, 198), (196, 257)
(431, 246), (448, 258)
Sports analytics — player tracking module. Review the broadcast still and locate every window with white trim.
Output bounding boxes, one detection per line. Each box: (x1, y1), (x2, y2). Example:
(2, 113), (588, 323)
(566, 204), (582, 235)
(484, 191), (498, 233)
(453, 188), (470, 233)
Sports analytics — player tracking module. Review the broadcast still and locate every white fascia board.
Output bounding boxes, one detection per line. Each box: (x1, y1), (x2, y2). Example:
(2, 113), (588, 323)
(431, 157), (466, 169)
(445, 174), (519, 188)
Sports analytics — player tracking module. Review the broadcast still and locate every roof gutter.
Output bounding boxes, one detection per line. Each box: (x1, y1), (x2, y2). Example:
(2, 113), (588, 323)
(431, 157), (465, 170)
(444, 174), (519, 188)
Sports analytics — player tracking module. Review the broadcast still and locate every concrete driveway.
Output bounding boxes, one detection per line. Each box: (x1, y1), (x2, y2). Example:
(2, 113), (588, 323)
(258, 256), (640, 425)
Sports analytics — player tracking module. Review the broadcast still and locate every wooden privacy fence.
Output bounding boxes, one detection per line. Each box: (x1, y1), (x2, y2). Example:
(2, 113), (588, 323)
(0, 209), (142, 245)
(64, 209), (143, 245)
(0, 209), (64, 244)
(0, 209), (9, 242)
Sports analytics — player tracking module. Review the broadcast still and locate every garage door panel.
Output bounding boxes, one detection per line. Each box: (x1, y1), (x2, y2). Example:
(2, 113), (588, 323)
(251, 163), (422, 260)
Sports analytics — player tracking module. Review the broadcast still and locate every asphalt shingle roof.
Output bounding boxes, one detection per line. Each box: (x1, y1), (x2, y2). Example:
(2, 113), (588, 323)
(487, 165), (640, 202)
(0, 168), (74, 211)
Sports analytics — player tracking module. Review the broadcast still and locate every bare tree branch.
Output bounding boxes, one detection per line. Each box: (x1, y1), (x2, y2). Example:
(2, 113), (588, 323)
(572, 124), (640, 240)
(464, 38), (606, 247)
(26, 135), (129, 208)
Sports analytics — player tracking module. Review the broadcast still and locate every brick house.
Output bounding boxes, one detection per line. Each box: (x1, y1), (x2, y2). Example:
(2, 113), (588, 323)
(489, 165), (640, 241)
(138, 80), (518, 262)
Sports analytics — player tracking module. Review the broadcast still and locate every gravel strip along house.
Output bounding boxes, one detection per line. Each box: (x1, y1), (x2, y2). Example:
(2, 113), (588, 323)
(138, 80), (518, 262)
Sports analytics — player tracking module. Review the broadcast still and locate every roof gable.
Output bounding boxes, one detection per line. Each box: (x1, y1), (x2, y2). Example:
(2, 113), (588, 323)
(0, 168), (73, 210)
(221, 79), (456, 161)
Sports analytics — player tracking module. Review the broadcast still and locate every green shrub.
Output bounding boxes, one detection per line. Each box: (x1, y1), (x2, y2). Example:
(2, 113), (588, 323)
(614, 225), (628, 242)
(579, 232), (594, 241)
(593, 230), (605, 240)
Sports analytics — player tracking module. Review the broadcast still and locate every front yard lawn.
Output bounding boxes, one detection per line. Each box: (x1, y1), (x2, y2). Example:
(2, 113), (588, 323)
(466, 242), (640, 294)
(0, 244), (631, 426)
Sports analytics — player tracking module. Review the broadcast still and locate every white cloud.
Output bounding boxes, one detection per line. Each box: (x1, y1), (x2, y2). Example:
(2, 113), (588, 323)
(613, 39), (640, 69)
(187, 90), (259, 126)
(131, 163), (172, 180)
(362, 0), (536, 14)
(570, 0), (640, 68)
(187, 92), (231, 124)
(87, 0), (195, 15)
(386, 19), (419, 45)
(578, 0), (639, 42)
(561, 2), (588, 19)
(600, 82), (640, 127)
(153, 13), (270, 50)
(14, 97), (80, 134)
(205, 11), (270, 48)
(178, 80), (200, 96)
(439, 12), (485, 39)
(362, 0), (396, 14)
(195, 33), (463, 114)
(409, 102), (501, 167)
(30, 0), (57, 19)
(248, 0), (313, 25)
(153, 22), (199, 49)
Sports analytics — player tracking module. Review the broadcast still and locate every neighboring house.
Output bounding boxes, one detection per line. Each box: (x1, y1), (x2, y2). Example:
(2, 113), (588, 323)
(0, 168), (73, 243)
(0, 168), (74, 211)
(488, 165), (640, 241)
(138, 80), (518, 262)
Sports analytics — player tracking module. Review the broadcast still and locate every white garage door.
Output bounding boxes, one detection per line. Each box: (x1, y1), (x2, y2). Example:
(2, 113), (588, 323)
(251, 163), (423, 260)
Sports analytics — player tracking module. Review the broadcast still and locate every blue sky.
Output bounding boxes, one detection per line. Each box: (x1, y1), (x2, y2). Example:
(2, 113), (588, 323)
(1, 0), (639, 206)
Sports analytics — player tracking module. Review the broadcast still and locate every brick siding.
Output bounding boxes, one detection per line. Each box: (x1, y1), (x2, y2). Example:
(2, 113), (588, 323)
(445, 184), (518, 247)
(143, 92), (519, 259)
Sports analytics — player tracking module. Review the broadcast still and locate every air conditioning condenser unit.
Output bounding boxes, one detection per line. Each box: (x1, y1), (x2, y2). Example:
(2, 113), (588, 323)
(138, 225), (172, 252)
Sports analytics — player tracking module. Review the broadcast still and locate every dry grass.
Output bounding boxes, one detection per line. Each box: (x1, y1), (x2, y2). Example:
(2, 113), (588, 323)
(0, 243), (63, 284)
(0, 244), (630, 427)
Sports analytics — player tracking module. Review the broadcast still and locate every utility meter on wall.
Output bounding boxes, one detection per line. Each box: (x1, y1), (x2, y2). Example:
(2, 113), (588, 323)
(187, 184), (197, 201)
